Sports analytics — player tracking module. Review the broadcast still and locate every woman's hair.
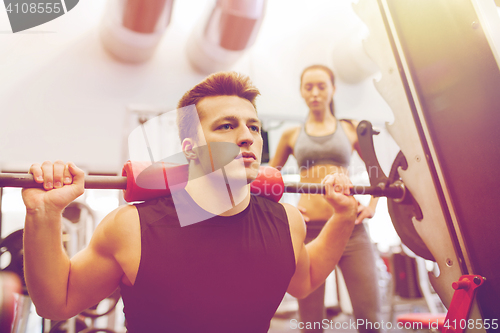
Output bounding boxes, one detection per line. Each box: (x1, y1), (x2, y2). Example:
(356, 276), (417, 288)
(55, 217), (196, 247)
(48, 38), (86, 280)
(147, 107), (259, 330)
(177, 71), (260, 141)
(300, 65), (336, 116)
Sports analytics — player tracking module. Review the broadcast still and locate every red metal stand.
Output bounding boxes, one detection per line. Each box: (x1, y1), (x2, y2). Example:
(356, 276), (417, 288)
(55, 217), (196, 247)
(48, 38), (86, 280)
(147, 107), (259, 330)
(442, 275), (486, 333)
(396, 274), (485, 333)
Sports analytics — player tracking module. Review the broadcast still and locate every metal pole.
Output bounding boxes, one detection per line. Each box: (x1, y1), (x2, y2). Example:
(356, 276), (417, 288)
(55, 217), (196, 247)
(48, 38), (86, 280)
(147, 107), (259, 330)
(0, 173), (406, 199)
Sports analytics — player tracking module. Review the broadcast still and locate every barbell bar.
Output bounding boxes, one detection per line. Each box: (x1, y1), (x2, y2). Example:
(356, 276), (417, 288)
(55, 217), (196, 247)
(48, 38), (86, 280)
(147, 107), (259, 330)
(0, 164), (406, 202)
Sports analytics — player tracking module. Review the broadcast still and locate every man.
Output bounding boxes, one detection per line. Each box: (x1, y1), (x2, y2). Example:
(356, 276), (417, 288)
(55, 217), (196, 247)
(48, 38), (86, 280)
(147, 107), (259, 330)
(22, 72), (357, 332)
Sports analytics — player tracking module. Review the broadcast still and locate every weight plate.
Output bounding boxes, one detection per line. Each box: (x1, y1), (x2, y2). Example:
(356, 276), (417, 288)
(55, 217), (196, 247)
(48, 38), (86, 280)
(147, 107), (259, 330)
(387, 151), (435, 261)
(48, 317), (87, 333)
(0, 229), (26, 291)
(81, 288), (121, 319)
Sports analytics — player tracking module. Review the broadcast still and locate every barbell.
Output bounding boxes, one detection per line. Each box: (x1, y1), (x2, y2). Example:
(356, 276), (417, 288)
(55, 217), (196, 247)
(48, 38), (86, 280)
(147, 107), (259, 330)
(1, 155), (432, 263)
(0, 161), (406, 202)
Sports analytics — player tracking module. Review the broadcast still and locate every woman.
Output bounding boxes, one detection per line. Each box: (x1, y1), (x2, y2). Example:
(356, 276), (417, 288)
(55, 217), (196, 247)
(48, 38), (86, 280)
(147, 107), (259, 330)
(269, 65), (381, 333)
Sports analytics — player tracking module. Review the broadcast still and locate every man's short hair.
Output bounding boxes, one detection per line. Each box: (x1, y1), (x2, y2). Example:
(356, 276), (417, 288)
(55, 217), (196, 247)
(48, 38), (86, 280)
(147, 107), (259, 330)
(176, 71), (260, 141)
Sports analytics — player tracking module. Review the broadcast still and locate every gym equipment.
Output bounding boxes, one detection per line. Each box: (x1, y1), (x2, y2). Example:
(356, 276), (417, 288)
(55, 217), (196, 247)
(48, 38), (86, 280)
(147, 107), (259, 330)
(355, 121), (432, 262)
(62, 201), (97, 270)
(387, 152), (432, 261)
(2, 224), (120, 332)
(0, 273), (21, 333)
(48, 318), (87, 333)
(186, 0), (267, 74)
(100, 0), (175, 63)
(80, 289), (121, 319)
(0, 230), (25, 294)
(0, 161), (406, 203)
(355, 0), (500, 331)
(0, 230), (31, 333)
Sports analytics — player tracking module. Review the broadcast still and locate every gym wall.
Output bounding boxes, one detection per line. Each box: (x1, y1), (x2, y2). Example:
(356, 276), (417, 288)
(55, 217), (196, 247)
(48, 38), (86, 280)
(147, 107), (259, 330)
(0, 0), (394, 175)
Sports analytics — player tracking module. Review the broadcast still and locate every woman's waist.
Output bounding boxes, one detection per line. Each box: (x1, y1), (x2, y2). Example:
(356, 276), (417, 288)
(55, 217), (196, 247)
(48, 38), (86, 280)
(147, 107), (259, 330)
(297, 194), (335, 222)
(305, 220), (365, 238)
(299, 164), (348, 182)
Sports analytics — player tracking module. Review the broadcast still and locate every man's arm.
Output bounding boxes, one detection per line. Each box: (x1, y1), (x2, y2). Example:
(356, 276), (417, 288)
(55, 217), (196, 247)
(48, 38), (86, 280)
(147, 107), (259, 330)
(284, 173), (357, 299)
(22, 161), (135, 320)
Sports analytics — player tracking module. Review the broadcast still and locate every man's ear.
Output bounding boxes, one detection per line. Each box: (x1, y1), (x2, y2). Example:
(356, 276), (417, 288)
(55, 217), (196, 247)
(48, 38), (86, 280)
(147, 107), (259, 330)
(182, 138), (198, 161)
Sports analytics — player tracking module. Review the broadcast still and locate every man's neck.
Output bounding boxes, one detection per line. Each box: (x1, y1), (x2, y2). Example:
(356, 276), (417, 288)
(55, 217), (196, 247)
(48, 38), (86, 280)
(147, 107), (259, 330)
(184, 168), (251, 217)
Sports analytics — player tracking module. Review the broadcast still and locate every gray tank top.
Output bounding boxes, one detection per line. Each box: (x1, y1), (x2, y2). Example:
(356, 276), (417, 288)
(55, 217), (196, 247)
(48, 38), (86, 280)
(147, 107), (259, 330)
(294, 120), (352, 169)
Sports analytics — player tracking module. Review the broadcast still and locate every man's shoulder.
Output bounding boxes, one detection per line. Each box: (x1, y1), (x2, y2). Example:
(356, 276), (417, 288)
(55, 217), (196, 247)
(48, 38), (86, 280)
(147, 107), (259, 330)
(114, 204), (140, 222)
(279, 203), (306, 238)
(279, 203), (303, 222)
(89, 204), (140, 257)
(104, 204), (140, 234)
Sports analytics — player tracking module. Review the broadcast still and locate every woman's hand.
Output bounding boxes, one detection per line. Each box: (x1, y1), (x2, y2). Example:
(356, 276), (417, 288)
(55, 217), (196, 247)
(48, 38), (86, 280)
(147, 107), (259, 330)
(355, 203), (375, 225)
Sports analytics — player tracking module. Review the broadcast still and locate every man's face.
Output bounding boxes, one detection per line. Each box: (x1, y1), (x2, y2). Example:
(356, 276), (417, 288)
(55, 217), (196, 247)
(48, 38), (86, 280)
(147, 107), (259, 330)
(191, 95), (263, 183)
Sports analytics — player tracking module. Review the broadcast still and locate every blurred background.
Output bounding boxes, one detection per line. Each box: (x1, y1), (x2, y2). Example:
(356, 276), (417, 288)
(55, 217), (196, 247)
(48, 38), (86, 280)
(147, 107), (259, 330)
(0, 0), (402, 248)
(3, 1), (498, 332)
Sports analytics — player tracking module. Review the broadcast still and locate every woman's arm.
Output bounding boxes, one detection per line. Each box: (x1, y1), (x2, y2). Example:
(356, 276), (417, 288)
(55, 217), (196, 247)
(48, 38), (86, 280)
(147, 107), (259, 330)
(268, 126), (299, 170)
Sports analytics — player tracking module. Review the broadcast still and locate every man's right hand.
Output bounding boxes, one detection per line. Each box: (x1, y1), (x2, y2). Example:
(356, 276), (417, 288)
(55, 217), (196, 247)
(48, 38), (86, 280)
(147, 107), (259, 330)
(22, 161), (85, 216)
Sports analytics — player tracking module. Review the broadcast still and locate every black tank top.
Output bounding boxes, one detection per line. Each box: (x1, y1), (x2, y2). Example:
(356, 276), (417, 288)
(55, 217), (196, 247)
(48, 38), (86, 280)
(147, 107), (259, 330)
(120, 190), (296, 333)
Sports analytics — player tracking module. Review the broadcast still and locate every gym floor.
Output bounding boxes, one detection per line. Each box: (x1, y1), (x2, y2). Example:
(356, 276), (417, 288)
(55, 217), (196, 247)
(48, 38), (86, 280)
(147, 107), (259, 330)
(268, 300), (437, 333)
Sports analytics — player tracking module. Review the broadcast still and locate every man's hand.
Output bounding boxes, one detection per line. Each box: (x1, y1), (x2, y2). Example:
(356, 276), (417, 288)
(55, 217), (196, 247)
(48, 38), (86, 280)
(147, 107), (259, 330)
(321, 173), (357, 217)
(22, 161), (85, 216)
